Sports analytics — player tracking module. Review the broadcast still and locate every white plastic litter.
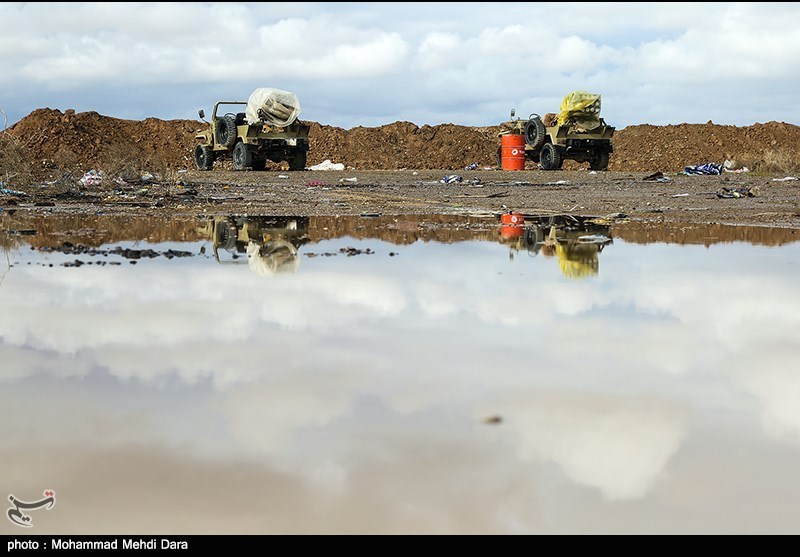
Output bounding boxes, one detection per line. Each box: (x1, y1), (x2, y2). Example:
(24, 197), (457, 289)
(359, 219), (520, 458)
(772, 176), (798, 182)
(308, 160), (345, 171)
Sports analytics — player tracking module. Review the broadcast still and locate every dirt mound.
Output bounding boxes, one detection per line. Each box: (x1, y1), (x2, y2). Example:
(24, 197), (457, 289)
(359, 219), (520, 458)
(611, 121), (800, 173)
(5, 108), (800, 180)
(6, 108), (200, 176)
(309, 121), (498, 170)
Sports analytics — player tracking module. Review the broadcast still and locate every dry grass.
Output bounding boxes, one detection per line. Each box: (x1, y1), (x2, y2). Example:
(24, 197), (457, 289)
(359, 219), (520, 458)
(0, 132), (35, 188)
(738, 149), (800, 175)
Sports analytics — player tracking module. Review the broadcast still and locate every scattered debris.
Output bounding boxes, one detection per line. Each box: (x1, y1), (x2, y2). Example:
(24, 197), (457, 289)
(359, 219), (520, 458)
(79, 170), (104, 187)
(772, 176), (799, 182)
(0, 188), (27, 196)
(484, 415), (504, 426)
(723, 160), (750, 174)
(671, 193), (690, 198)
(717, 185), (761, 199)
(441, 175), (463, 184)
(684, 163), (723, 176)
(545, 180), (570, 186)
(308, 160), (345, 171)
(642, 172), (672, 183)
(464, 163), (479, 171)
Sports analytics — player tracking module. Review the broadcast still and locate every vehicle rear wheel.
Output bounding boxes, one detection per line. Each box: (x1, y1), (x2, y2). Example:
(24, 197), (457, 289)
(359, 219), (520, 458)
(215, 114), (238, 149)
(590, 151), (610, 171)
(194, 144), (214, 171)
(233, 142), (254, 171)
(525, 117), (546, 150)
(539, 143), (563, 171)
(288, 150), (308, 171)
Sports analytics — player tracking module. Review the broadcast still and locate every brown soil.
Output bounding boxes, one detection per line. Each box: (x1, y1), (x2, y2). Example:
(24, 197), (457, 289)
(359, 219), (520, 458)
(1, 108), (799, 229)
(6, 108), (800, 175)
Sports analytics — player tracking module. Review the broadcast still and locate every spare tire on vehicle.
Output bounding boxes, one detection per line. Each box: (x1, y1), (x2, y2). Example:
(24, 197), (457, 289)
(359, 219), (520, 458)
(215, 114), (238, 149)
(525, 116), (546, 150)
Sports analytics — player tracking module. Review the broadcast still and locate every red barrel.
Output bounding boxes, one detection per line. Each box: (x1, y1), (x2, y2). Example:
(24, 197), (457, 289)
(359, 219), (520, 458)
(501, 212), (525, 226)
(500, 225), (524, 240)
(501, 134), (526, 171)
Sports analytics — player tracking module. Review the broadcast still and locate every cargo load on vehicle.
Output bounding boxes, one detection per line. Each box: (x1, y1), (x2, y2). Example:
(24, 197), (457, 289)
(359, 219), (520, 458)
(245, 88), (302, 127)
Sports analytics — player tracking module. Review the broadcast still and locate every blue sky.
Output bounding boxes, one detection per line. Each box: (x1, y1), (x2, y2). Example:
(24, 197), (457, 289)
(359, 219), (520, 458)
(1, 2), (799, 129)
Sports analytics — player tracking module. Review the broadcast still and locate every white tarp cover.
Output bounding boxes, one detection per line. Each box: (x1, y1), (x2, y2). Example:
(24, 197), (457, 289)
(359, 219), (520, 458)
(246, 88), (301, 127)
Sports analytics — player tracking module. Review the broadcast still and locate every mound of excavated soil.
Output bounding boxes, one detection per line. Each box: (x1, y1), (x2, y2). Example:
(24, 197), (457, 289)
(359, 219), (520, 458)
(5, 108), (800, 178)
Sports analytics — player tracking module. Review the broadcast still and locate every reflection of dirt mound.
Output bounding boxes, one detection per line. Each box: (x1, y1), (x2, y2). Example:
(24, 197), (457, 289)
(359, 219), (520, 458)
(7, 108), (800, 175)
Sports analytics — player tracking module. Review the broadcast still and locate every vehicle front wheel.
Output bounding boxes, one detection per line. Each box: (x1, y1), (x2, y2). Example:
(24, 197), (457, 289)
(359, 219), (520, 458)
(233, 142), (254, 171)
(590, 151), (610, 171)
(539, 143), (563, 171)
(194, 145), (215, 171)
(288, 150), (308, 171)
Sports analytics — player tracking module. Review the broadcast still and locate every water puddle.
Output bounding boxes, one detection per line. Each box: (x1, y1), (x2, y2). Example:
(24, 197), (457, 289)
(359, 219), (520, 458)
(1, 213), (799, 534)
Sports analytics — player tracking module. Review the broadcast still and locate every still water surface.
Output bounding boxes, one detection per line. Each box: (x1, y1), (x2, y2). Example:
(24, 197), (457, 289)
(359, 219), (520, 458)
(1, 215), (799, 534)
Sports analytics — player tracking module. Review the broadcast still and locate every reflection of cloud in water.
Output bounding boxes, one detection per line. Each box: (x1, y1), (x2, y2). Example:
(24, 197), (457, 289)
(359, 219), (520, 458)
(491, 391), (688, 500)
(1, 241), (800, 445)
(733, 348), (800, 440)
(221, 380), (353, 456)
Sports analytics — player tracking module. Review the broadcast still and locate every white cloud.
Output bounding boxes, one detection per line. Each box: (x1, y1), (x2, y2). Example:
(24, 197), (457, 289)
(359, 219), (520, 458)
(2, 2), (800, 126)
(487, 391), (688, 500)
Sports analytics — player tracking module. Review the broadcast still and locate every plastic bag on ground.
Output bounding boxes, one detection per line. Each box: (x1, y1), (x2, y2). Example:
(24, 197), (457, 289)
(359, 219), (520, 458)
(246, 88), (301, 127)
(308, 160), (345, 171)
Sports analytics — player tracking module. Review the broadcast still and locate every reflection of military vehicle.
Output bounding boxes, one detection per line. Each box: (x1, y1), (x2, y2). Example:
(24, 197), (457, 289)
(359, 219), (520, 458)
(500, 215), (613, 279)
(204, 216), (310, 276)
(195, 88), (310, 171)
(500, 92), (615, 171)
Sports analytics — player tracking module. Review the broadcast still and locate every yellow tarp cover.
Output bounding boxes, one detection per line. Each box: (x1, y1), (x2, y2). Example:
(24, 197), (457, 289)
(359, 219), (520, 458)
(558, 91), (602, 129)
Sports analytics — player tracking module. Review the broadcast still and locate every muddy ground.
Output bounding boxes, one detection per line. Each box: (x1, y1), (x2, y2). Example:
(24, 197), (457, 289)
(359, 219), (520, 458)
(2, 168), (799, 229)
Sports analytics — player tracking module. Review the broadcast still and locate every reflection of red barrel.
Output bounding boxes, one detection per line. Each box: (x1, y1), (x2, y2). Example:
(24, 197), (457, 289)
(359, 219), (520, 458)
(501, 212), (525, 226)
(500, 225), (524, 240)
(501, 134), (526, 171)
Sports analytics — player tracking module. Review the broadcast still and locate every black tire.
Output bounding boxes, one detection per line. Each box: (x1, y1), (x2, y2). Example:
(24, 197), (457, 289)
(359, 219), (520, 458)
(252, 157), (266, 171)
(496, 147), (502, 169)
(233, 142), (254, 171)
(288, 150), (308, 171)
(216, 114), (238, 149)
(590, 151), (610, 171)
(194, 144), (214, 171)
(539, 143), (563, 171)
(525, 117), (546, 150)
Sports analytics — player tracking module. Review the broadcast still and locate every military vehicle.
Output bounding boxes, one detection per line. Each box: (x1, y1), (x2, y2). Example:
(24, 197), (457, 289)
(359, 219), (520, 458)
(194, 89), (310, 172)
(501, 92), (615, 171)
(204, 215), (310, 275)
(499, 214), (613, 279)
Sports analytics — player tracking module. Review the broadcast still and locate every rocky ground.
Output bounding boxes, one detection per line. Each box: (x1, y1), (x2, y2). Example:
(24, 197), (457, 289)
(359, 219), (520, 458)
(1, 109), (799, 228)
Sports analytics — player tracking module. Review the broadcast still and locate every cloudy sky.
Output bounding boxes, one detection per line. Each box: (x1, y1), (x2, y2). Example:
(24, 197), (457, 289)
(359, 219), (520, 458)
(1, 3), (800, 129)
